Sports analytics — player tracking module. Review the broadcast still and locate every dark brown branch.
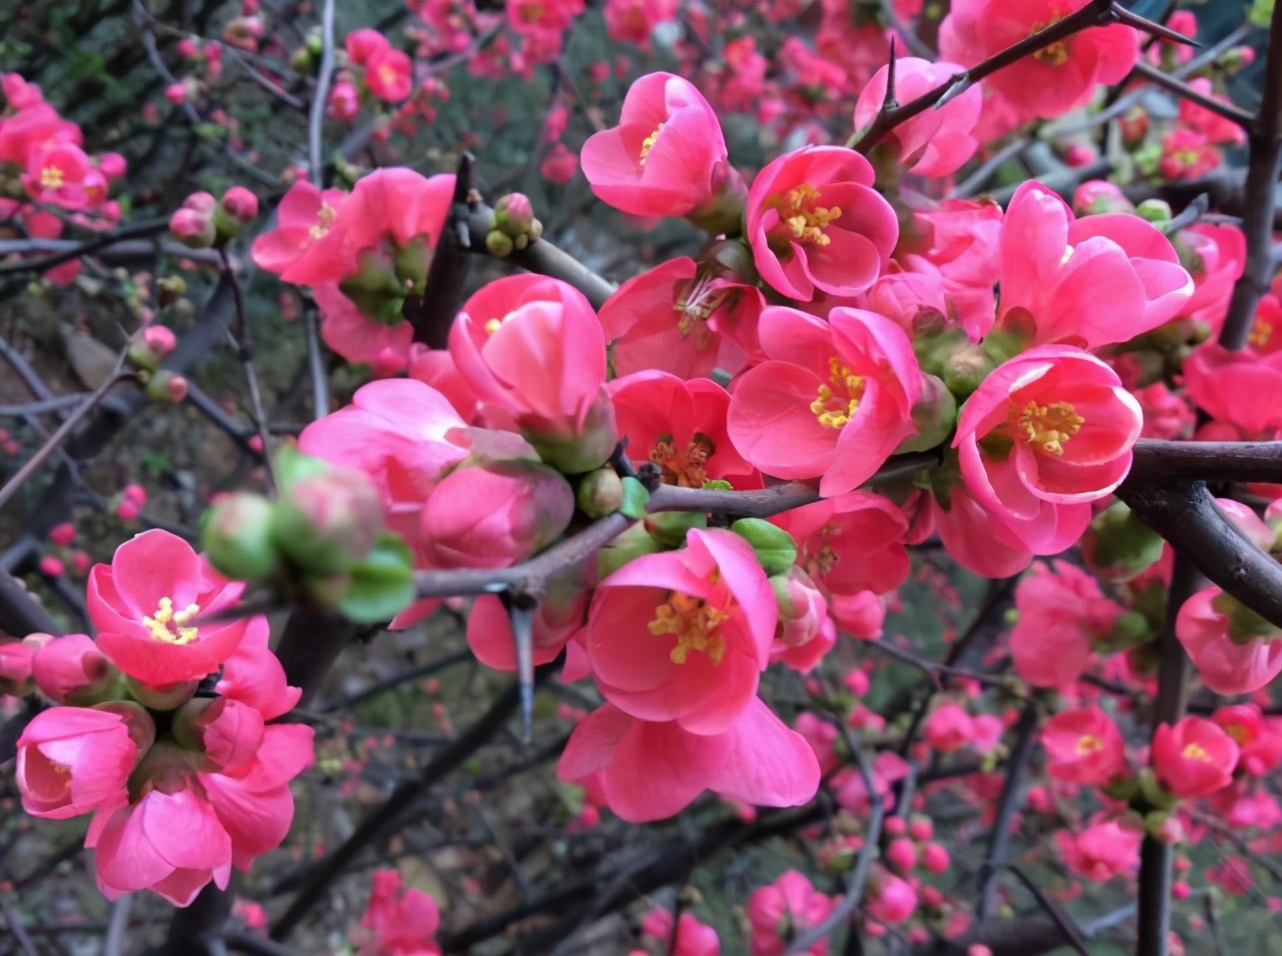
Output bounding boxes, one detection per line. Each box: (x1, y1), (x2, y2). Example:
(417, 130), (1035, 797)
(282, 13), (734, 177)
(1220, 0), (1282, 351)
(0, 217), (170, 278)
(977, 702), (1039, 918)
(1129, 60), (1254, 128)
(1129, 438), (1282, 483)
(403, 154), (474, 348)
(1116, 478), (1282, 628)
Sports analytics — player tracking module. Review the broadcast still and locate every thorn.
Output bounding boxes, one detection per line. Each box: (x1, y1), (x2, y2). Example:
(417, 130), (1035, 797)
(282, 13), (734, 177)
(1110, 1), (1202, 48)
(881, 37), (900, 113)
(503, 592), (538, 743)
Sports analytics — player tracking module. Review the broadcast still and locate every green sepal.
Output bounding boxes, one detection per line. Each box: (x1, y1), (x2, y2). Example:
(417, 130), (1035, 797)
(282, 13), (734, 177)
(729, 518), (797, 576)
(619, 476), (650, 519)
(336, 532), (415, 623)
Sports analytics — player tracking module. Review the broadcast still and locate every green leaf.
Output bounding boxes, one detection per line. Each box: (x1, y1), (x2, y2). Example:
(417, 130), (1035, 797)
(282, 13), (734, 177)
(730, 518), (797, 576)
(619, 476), (650, 519)
(336, 532), (415, 623)
(1250, 0), (1275, 29)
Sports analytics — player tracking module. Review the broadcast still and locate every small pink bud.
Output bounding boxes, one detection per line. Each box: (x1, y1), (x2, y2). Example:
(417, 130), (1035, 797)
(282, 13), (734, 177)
(72, 551), (91, 573)
(116, 499), (141, 522)
(922, 843), (950, 873)
(145, 370), (188, 403)
(1172, 881), (1190, 900)
(177, 37), (200, 58)
(220, 186), (259, 224)
(884, 816), (906, 836)
(169, 207), (215, 249)
(164, 82), (187, 105)
(32, 633), (118, 705)
(494, 192), (537, 238)
(48, 523), (75, 546)
(123, 483), (147, 503)
(328, 80), (360, 121)
(887, 837), (918, 872)
(845, 669), (870, 696)
(38, 556), (64, 577)
(97, 152), (127, 179)
(908, 817), (933, 841)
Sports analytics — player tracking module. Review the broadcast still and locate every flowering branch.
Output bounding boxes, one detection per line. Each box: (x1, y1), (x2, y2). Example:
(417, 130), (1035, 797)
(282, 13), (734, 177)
(403, 153), (475, 348)
(219, 248), (275, 490)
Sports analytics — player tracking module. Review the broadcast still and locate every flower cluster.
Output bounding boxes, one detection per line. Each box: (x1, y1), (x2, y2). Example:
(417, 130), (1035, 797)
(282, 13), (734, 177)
(11, 531), (313, 905)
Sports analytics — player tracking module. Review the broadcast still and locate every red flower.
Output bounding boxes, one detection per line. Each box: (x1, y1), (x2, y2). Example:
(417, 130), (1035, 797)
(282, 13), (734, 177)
(1042, 706), (1126, 785)
(1153, 716), (1240, 798)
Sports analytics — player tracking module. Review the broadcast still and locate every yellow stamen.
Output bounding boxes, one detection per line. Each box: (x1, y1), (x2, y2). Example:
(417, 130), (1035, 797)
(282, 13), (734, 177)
(1030, 17), (1070, 66)
(810, 356), (865, 429)
(308, 201), (337, 241)
(40, 166), (64, 189)
(484, 310), (519, 336)
(650, 433), (716, 487)
(639, 123), (665, 166)
(1250, 317), (1273, 350)
(1182, 742), (1212, 762)
(1011, 400), (1083, 455)
(1075, 734), (1103, 756)
(804, 526), (841, 577)
(774, 183), (842, 247)
(673, 275), (727, 340)
(648, 591), (729, 665)
(141, 596), (201, 645)
(1225, 724), (1250, 746)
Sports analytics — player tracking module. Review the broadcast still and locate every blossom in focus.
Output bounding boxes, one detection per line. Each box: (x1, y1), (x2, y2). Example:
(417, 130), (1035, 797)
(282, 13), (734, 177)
(585, 528), (775, 733)
(557, 697), (820, 823)
(745, 146), (898, 300)
(953, 345), (1143, 555)
(580, 72), (730, 218)
(87, 530), (250, 687)
(249, 179), (349, 283)
(771, 491), (909, 598)
(996, 182), (1193, 350)
(728, 306), (921, 498)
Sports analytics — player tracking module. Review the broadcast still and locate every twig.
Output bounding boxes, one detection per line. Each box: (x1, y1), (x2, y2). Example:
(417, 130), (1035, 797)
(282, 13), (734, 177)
(785, 739), (885, 954)
(1220, 0), (1282, 351)
(977, 702), (1039, 918)
(308, 0), (336, 185)
(0, 893), (38, 956)
(273, 609), (358, 707)
(302, 309), (329, 420)
(0, 217), (170, 278)
(0, 393), (90, 416)
(1130, 60), (1254, 128)
(1135, 555), (1198, 956)
(403, 153), (474, 348)
(318, 649), (472, 712)
(104, 893), (133, 956)
(0, 364), (133, 514)
(219, 247), (275, 491)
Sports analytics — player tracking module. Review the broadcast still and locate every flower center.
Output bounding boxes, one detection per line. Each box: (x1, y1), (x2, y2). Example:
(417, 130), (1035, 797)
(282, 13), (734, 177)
(1011, 400), (1083, 455)
(484, 310), (520, 335)
(650, 433), (716, 487)
(648, 590), (729, 665)
(774, 183), (842, 247)
(673, 274), (728, 340)
(810, 357), (865, 429)
(142, 596), (201, 645)
(1181, 742), (1212, 762)
(1225, 724), (1250, 746)
(803, 524), (841, 576)
(639, 123), (664, 166)
(1250, 316), (1274, 350)
(1075, 734), (1103, 756)
(378, 65), (398, 87)
(309, 201), (337, 241)
(1029, 15), (1070, 65)
(40, 165), (65, 189)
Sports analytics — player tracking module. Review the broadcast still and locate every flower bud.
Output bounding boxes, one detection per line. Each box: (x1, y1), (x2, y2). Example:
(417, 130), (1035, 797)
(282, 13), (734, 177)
(1073, 180), (1135, 217)
(494, 192), (538, 238)
(1136, 198), (1173, 227)
(339, 246), (405, 325)
(485, 229), (515, 257)
(597, 522), (664, 578)
(169, 207), (215, 249)
(32, 633), (121, 705)
(125, 675), (200, 711)
(896, 373), (957, 453)
(576, 468), (624, 518)
(1082, 500), (1165, 581)
(201, 491), (281, 581)
(171, 696), (264, 771)
(731, 518), (797, 576)
(523, 388), (619, 475)
(272, 466), (385, 575)
(127, 324), (178, 373)
(0, 632), (54, 696)
(145, 369), (188, 403)
(644, 510), (707, 550)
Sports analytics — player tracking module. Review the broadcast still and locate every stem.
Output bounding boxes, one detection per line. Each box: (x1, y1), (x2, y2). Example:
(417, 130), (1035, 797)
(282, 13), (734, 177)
(0, 367), (132, 514)
(1219, 0), (1282, 351)
(1129, 438), (1282, 484)
(220, 247), (275, 490)
(308, 0), (336, 185)
(0, 217), (169, 278)
(1129, 60), (1254, 128)
(977, 702), (1039, 918)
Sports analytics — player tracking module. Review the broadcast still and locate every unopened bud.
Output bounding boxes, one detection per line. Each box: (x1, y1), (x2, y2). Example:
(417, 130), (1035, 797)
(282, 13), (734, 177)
(730, 518), (797, 576)
(145, 370), (188, 403)
(127, 325), (178, 373)
(1136, 199), (1173, 226)
(494, 192), (537, 237)
(169, 207), (215, 249)
(201, 491), (281, 580)
(598, 522), (664, 578)
(339, 246), (405, 325)
(896, 373), (956, 454)
(1082, 500), (1165, 581)
(644, 510), (707, 549)
(485, 229), (515, 258)
(576, 468), (624, 518)
(273, 467), (384, 575)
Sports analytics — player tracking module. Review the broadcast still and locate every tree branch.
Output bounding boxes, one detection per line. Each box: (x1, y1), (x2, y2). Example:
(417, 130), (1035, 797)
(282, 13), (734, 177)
(1129, 438), (1282, 484)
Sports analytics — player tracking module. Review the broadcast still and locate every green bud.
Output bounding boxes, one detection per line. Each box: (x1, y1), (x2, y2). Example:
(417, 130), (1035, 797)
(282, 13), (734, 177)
(896, 373), (957, 453)
(1082, 500), (1165, 581)
(576, 468), (624, 518)
(393, 235), (431, 297)
(1136, 199), (1173, 226)
(201, 492), (281, 581)
(126, 675), (199, 711)
(274, 444), (334, 490)
(485, 229), (515, 257)
(644, 510), (707, 549)
(729, 518), (797, 576)
(273, 467), (385, 575)
(338, 247), (406, 326)
(598, 522), (664, 578)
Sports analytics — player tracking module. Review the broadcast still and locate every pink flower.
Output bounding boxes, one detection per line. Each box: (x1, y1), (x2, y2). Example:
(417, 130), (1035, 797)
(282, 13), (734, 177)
(1213, 705), (1282, 778)
(16, 704), (152, 819)
(297, 379), (471, 564)
(1183, 344), (1282, 438)
(345, 28), (389, 65)
(940, 0), (1138, 120)
(557, 697), (820, 823)
(87, 530), (250, 687)
(603, 0), (678, 51)
(1042, 707), (1126, 785)
(1159, 128), (1219, 181)
(598, 257), (764, 380)
(853, 58), (981, 177)
(450, 274), (617, 472)
(580, 72), (729, 218)
(249, 179), (348, 282)
(466, 584), (587, 671)
(314, 282), (415, 374)
(728, 306), (921, 497)
(1179, 78), (1247, 147)
(746, 870), (833, 956)
(215, 616), (301, 721)
(997, 182), (1192, 349)
(366, 46), (412, 102)
(770, 567), (836, 674)
(31, 633), (119, 704)
(745, 146), (897, 300)
(0, 633), (52, 695)
(771, 491), (909, 597)
(585, 528), (775, 733)
(640, 910), (720, 956)
(1153, 717), (1240, 798)
(1056, 819), (1141, 881)
(924, 703), (974, 753)
(953, 345), (1142, 554)
(1176, 588), (1282, 696)
(419, 461), (575, 569)
(609, 371), (758, 488)
(867, 869), (918, 925)
(355, 870), (442, 956)
(1174, 224), (1245, 328)
(1008, 561), (1122, 689)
